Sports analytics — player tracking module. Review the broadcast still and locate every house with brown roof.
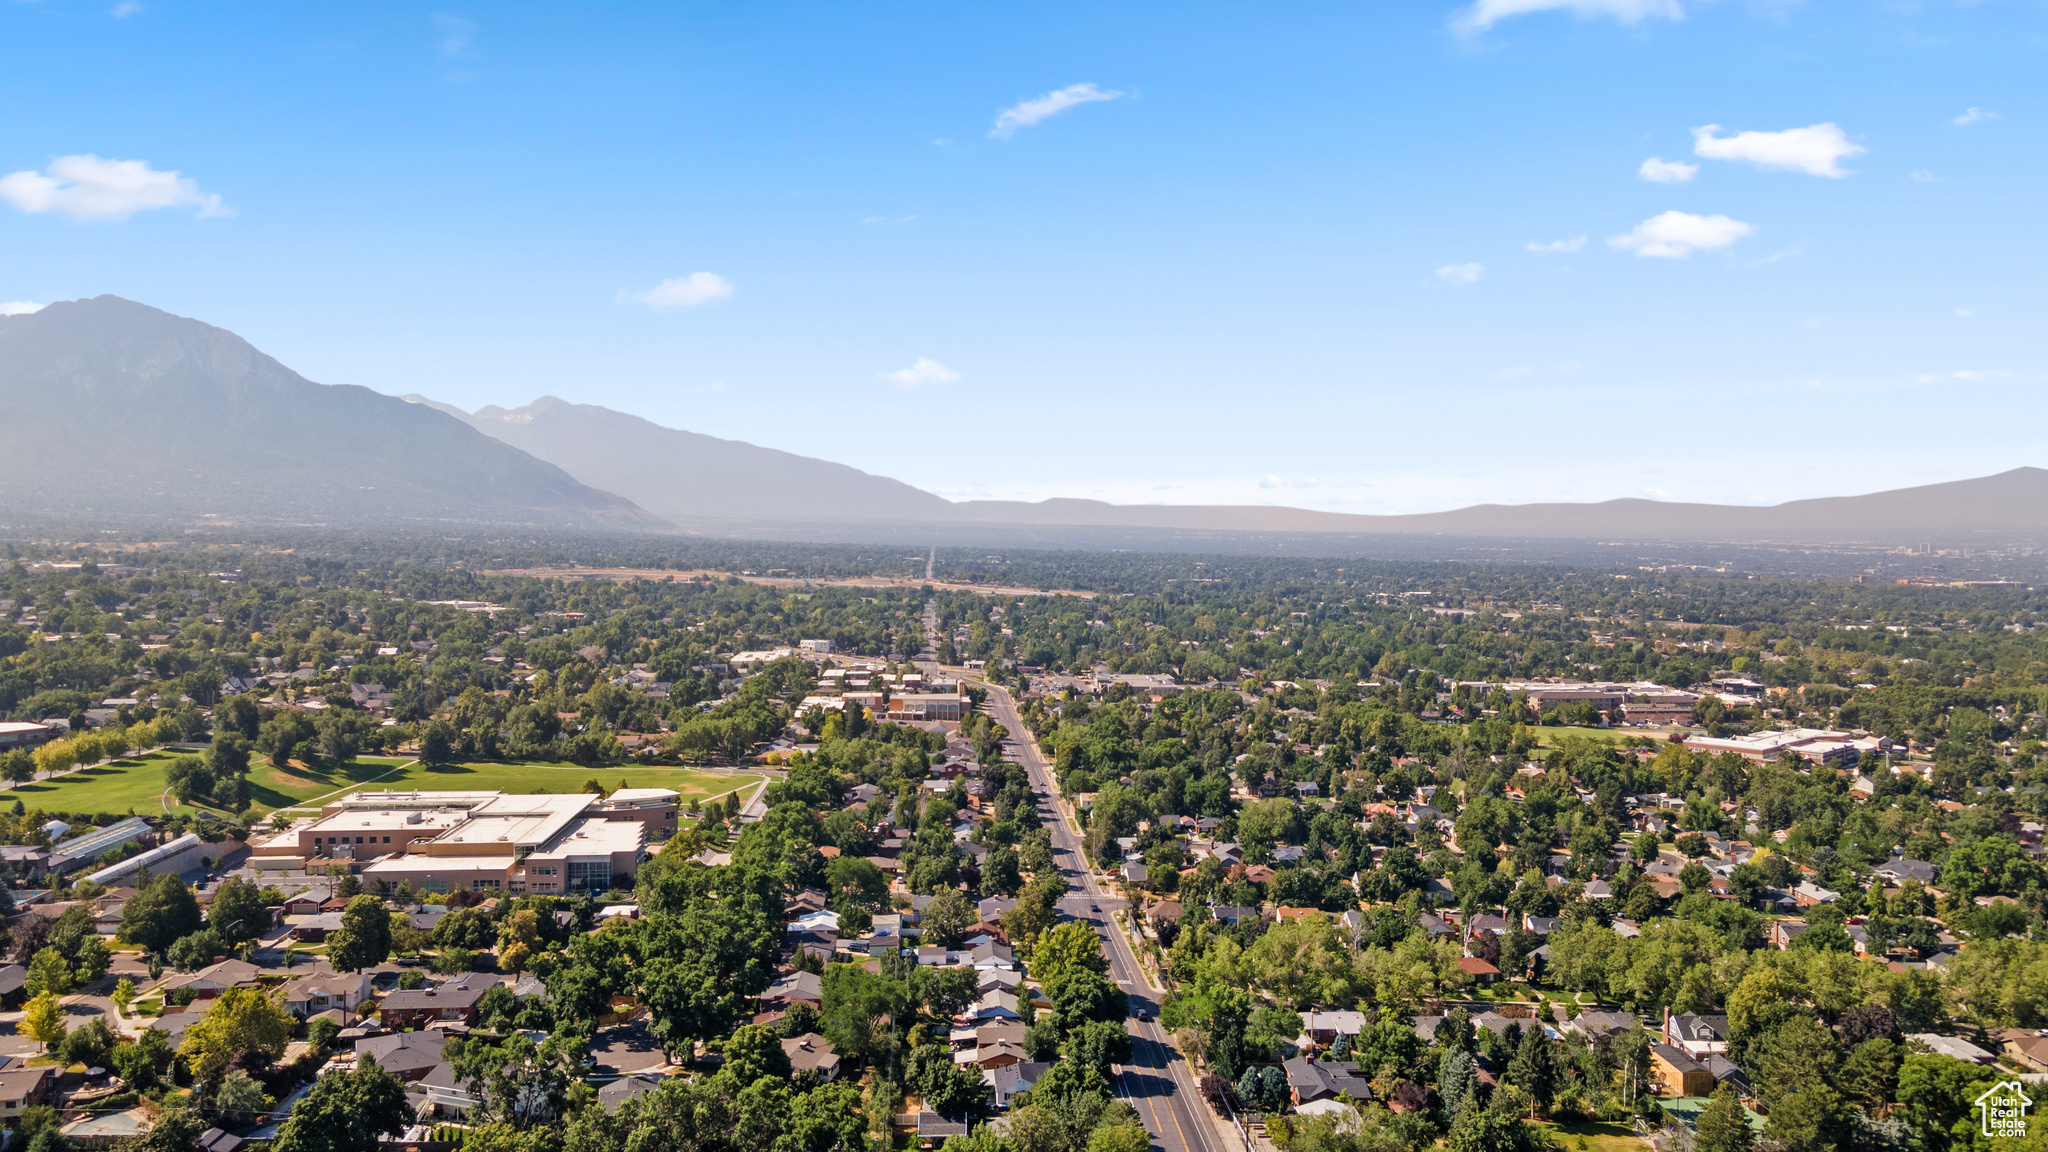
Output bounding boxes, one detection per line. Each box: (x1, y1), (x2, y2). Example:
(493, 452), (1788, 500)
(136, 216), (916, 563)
(377, 976), (490, 1030)
(1458, 957), (1501, 985)
(1651, 1044), (1714, 1097)
(0, 1066), (52, 1120)
(782, 1033), (842, 1080)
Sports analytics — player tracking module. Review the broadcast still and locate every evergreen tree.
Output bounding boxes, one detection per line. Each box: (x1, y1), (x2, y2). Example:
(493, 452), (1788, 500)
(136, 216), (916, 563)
(1694, 1083), (1755, 1152)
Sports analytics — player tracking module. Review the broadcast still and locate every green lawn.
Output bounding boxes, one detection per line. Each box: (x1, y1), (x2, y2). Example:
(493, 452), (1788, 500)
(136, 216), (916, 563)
(2, 751), (759, 817)
(1533, 1118), (1647, 1152)
(346, 761), (761, 807)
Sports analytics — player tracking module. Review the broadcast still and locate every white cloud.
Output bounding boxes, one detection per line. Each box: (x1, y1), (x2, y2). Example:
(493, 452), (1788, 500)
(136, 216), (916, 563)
(629, 272), (735, 309)
(0, 301), (45, 316)
(111, 0), (141, 16)
(1638, 157), (1698, 183)
(433, 13), (476, 56)
(1453, 0), (1682, 34)
(1608, 210), (1753, 258)
(1910, 169), (1939, 183)
(1915, 369), (2010, 383)
(1526, 236), (1585, 254)
(989, 83), (1125, 140)
(1494, 364), (1533, 379)
(1954, 308), (1973, 319)
(1436, 262), (1484, 285)
(1691, 122), (1864, 178)
(1952, 107), (1997, 126)
(879, 358), (960, 390)
(0, 154), (227, 221)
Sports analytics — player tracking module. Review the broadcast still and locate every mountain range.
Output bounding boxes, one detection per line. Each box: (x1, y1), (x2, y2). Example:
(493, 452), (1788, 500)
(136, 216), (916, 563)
(0, 296), (650, 529)
(4, 295), (2043, 550)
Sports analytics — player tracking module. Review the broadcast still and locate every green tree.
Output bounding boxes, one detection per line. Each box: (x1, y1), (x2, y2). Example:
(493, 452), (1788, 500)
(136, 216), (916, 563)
(1061, 1019), (1134, 1076)
(327, 894), (393, 973)
(1506, 1027), (1557, 1116)
(1694, 1083), (1756, 1152)
(21, 991), (66, 1051)
(178, 986), (294, 1082)
(208, 875), (270, 946)
(269, 1055), (411, 1152)
(718, 1023), (793, 1087)
(1031, 921), (1109, 988)
(119, 872), (204, 956)
(1764, 1085), (1855, 1152)
(59, 1017), (118, 1071)
(23, 947), (72, 998)
(113, 1026), (175, 1091)
(922, 887), (977, 949)
(1045, 969), (1127, 1036)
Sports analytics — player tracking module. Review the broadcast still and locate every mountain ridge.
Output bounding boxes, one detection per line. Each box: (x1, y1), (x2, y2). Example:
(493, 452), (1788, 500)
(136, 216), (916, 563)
(0, 296), (660, 528)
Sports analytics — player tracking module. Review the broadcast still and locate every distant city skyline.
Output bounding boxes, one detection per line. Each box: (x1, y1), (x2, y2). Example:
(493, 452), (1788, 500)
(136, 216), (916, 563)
(1, 1), (2038, 515)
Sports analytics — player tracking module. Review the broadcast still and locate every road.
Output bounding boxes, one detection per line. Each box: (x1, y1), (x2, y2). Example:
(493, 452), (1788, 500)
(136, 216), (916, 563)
(976, 681), (1238, 1152)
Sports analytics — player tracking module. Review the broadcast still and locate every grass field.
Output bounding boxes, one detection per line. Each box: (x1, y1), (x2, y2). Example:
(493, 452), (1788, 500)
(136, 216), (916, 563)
(1, 751), (761, 817)
(1533, 1118), (1646, 1151)
(338, 761), (762, 807)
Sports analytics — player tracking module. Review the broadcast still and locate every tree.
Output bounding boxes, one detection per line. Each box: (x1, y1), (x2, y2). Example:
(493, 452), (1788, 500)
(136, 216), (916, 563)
(1439, 1047), (1479, 1127)
(914, 965), (981, 1022)
(127, 1104), (210, 1152)
(209, 875), (270, 946)
(1031, 921), (1109, 988)
(59, 1017), (118, 1071)
(120, 873), (204, 955)
(23, 948), (71, 998)
(1062, 1019), (1135, 1077)
(211, 1069), (273, 1125)
(1764, 1084), (1855, 1152)
(327, 894), (393, 973)
(923, 888), (977, 949)
(111, 977), (136, 1015)
(1507, 1027), (1557, 1116)
(21, 991), (65, 1051)
(269, 1055), (411, 1152)
(1045, 969), (1127, 1037)
(178, 986), (295, 1082)
(169, 929), (225, 972)
(719, 1023), (793, 1087)
(114, 1026), (176, 1091)
(908, 1042), (986, 1118)
(1694, 1083), (1755, 1152)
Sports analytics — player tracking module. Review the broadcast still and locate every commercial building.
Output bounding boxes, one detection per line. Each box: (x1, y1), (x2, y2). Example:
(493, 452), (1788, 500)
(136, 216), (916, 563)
(250, 788), (674, 894)
(0, 723), (54, 752)
(1684, 728), (1888, 766)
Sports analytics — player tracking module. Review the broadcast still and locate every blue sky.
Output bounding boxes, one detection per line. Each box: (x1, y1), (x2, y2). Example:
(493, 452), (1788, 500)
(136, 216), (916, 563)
(2, 0), (2041, 514)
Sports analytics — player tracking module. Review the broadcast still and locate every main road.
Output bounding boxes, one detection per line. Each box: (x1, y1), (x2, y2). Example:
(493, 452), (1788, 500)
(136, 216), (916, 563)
(975, 679), (1239, 1152)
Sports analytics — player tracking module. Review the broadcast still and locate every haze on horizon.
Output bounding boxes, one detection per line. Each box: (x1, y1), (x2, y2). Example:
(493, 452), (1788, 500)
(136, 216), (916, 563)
(0, 0), (2038, 518)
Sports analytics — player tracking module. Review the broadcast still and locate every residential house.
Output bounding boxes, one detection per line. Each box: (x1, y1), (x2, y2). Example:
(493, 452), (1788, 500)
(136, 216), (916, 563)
(1664, 1014), (1730, 1058)
(161, 960), (263, 999)
(600, 1076), (664, 1114)
(967, 992), (1023, 1022)
(353, 1031), (449, 1082)
(377, 975), (491, 1030)
(984, 1062), (1053, 1109)
(1874, 856), (1939, 886)
(1282, 1056), (1375, 1105)
(1458, 957), (1501, 985)
(1301, 1010), (1368, 1046)
(0, 1067), (52, 1121)
(1650, 1044), (1714, 1097)
(783, 1033), (842, 1080)
(282, 972), (373, 1020)
(1768, 921), (1809, 950)
(1910, 1034), (1998, 1064)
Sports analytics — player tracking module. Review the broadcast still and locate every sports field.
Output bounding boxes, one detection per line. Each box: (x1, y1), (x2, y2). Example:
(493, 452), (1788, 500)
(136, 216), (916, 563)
(1, 750), (760, 817)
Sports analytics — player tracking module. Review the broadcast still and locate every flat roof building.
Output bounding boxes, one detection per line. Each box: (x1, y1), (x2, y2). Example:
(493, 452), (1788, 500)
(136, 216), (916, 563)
(252, 788), (674, 895)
